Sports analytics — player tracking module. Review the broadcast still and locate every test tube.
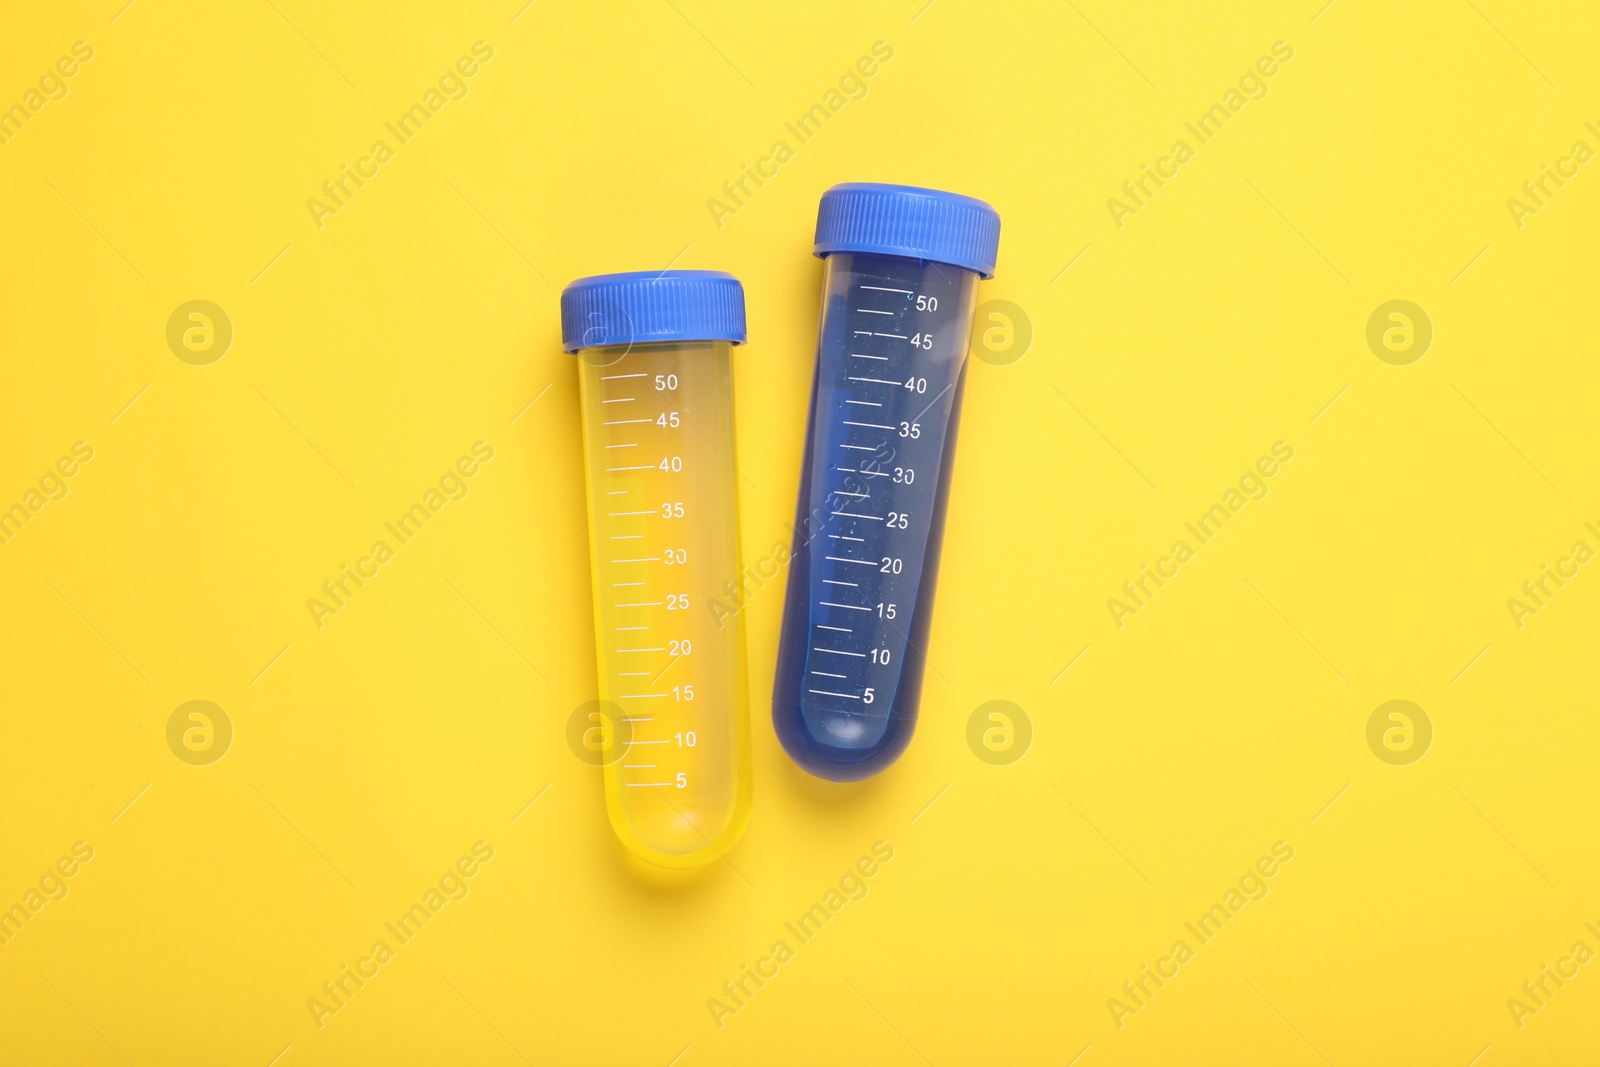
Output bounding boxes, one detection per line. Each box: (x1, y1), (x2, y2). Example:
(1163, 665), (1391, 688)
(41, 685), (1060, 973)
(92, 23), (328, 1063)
(563, 271), (753, 867)
(773, 184), (1001, 780)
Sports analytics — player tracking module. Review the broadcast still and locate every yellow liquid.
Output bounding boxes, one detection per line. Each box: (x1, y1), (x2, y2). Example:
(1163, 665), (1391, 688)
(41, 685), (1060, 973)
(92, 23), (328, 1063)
(577, 340), (753, 868)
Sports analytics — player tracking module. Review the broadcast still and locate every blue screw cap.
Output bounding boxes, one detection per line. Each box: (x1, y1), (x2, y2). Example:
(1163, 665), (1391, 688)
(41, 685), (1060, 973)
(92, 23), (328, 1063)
(813, 182), (1002, 279)
(560, 270), (747, 353)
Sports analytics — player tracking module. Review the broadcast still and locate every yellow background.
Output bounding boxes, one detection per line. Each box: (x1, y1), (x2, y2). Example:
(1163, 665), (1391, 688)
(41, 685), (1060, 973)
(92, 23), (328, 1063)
(2, 1), (1598, 1063)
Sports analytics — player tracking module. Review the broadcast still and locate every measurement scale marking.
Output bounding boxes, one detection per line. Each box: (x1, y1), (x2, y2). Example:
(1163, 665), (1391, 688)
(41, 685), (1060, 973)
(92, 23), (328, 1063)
(604, 418), (653, 425)
(799, 273), (951, 718)
(600, 372), (647, 380)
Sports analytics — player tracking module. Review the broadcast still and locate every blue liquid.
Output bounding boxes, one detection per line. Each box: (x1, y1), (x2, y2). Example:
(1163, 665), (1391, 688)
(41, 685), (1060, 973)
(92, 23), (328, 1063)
(773, 252), (980, 780)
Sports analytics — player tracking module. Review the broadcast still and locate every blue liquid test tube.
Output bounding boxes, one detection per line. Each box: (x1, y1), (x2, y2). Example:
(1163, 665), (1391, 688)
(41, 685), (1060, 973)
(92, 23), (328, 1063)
(773, 183), (1001, 781)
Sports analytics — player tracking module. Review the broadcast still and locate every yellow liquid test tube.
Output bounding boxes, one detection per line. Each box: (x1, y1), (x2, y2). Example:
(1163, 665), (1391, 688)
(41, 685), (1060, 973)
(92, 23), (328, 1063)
(562, 271), (753, 868)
